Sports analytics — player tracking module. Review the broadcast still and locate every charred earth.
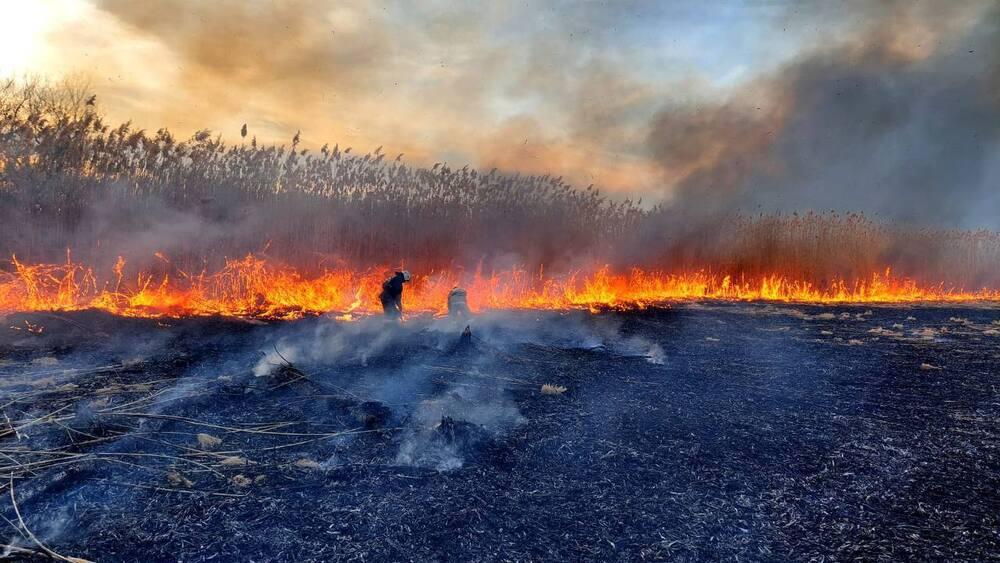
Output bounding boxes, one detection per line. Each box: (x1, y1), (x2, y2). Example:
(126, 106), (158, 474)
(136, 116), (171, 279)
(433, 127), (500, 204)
(0, 303), (997, 561)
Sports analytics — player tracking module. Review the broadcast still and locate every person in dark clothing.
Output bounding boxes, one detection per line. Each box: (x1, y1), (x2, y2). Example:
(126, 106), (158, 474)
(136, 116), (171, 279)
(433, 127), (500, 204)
(379, 270), (411, 319)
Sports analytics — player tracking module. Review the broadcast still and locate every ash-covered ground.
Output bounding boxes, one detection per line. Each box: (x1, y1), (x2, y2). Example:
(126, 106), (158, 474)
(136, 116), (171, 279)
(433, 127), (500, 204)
(0, 303), (998, 561)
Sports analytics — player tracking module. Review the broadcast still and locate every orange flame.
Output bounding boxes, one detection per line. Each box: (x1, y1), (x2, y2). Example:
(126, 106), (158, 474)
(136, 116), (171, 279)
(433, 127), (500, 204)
(1, 254), (998, 320)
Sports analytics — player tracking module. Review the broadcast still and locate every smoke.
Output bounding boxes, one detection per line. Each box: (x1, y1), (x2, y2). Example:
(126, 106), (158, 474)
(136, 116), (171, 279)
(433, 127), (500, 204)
(395, 384), (524, 471)
(250, 316), (524, 470)
(250, 311), (669, 470)
(17, 0), (997, 225)
(93, 0), (391, 105)
(81, 0), (1000, 229)
(447, 311), (668, 366)
(650, 1), (1000, 229)
(74, 0), (666, 194)
(253, 318), (412, 375)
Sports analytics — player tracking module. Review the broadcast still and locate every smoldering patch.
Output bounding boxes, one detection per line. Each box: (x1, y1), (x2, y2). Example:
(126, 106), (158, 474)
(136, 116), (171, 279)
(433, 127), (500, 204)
(457, 310), (670, 365)
(395, 383), (524, 472)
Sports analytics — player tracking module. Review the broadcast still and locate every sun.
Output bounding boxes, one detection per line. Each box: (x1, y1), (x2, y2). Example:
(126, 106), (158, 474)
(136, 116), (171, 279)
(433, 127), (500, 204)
(0, 1), (53, 77)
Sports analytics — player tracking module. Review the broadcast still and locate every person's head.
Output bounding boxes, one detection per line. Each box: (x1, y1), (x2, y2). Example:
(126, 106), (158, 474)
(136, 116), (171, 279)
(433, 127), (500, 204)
(400, 270), (412, 282)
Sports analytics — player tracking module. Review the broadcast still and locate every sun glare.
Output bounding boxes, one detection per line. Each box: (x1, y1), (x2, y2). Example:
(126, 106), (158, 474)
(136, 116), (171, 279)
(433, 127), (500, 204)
(0, 1), (52, 76)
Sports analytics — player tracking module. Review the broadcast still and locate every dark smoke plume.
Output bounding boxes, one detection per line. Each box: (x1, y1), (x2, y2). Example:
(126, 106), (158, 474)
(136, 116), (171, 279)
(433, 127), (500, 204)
(650, 2), (1000, 229)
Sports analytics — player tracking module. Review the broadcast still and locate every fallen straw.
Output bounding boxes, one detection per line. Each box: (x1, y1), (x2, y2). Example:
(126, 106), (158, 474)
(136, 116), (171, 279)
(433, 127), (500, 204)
(8, 476), (94, 563)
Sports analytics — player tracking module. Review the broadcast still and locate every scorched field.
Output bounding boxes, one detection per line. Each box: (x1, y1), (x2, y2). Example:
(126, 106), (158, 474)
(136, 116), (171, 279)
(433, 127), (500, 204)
(0, 303), (997, 561)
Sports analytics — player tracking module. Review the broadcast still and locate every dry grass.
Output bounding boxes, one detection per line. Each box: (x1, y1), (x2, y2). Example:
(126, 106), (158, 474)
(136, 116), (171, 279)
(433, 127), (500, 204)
(540, 384), (567, 395)
(165, 471), (194, 488)
(2, 79), (999, 287)
(230, 475), (252, 487)
(196, 433), (222, 449)
(294, 458), (322, 470)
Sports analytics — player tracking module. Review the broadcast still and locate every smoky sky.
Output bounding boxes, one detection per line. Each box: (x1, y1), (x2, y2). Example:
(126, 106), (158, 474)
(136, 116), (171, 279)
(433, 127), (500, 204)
(24, 0), (1000, 228)
(650, 2), (1000, 229)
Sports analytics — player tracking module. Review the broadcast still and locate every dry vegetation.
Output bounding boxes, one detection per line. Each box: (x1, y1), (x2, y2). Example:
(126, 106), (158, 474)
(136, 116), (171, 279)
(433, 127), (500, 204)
(2, 79), (999, 286)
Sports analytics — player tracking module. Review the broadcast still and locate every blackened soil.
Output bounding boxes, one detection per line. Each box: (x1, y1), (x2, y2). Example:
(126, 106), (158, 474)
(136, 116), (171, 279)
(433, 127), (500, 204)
(0, 303), (997, 561)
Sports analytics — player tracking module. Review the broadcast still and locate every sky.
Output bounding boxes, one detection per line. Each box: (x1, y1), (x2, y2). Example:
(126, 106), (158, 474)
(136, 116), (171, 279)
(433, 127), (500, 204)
(1, 0), (998, 227)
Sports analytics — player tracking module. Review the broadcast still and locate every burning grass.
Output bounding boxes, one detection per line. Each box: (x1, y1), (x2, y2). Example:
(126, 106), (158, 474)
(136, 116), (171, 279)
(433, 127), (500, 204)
(2, 254), (1000, 320)
(2, 79), (1000, 318)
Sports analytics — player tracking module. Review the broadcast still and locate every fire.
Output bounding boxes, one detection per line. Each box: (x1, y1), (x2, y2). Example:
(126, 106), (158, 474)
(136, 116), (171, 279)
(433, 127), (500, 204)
(1, 253), (998, 320)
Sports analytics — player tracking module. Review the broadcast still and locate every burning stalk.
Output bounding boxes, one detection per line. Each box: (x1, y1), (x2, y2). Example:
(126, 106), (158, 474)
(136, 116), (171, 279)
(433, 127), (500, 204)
(1, 254), (999, 320)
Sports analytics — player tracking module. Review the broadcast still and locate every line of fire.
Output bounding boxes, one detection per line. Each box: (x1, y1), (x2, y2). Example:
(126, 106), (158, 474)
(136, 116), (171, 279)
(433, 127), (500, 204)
(4, 254), (1000, 321)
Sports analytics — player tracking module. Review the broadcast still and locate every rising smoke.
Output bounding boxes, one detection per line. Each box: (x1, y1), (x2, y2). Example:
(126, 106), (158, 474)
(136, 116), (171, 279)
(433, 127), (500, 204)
(251, 311), (666, 470)
(78, 0), (1000, 228)
(650, 1), (1000, 228)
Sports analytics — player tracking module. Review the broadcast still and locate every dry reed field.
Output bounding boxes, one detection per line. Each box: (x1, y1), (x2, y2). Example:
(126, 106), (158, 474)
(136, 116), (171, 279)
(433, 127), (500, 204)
(2, 79), (999, 290)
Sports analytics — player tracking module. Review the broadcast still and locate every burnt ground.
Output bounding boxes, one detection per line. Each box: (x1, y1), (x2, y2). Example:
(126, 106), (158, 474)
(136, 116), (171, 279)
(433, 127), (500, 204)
(0, 303), (997, 562)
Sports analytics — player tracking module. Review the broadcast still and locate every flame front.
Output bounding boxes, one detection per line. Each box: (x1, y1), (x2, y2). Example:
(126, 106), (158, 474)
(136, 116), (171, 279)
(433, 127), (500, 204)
(2, 254), (999, 320)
